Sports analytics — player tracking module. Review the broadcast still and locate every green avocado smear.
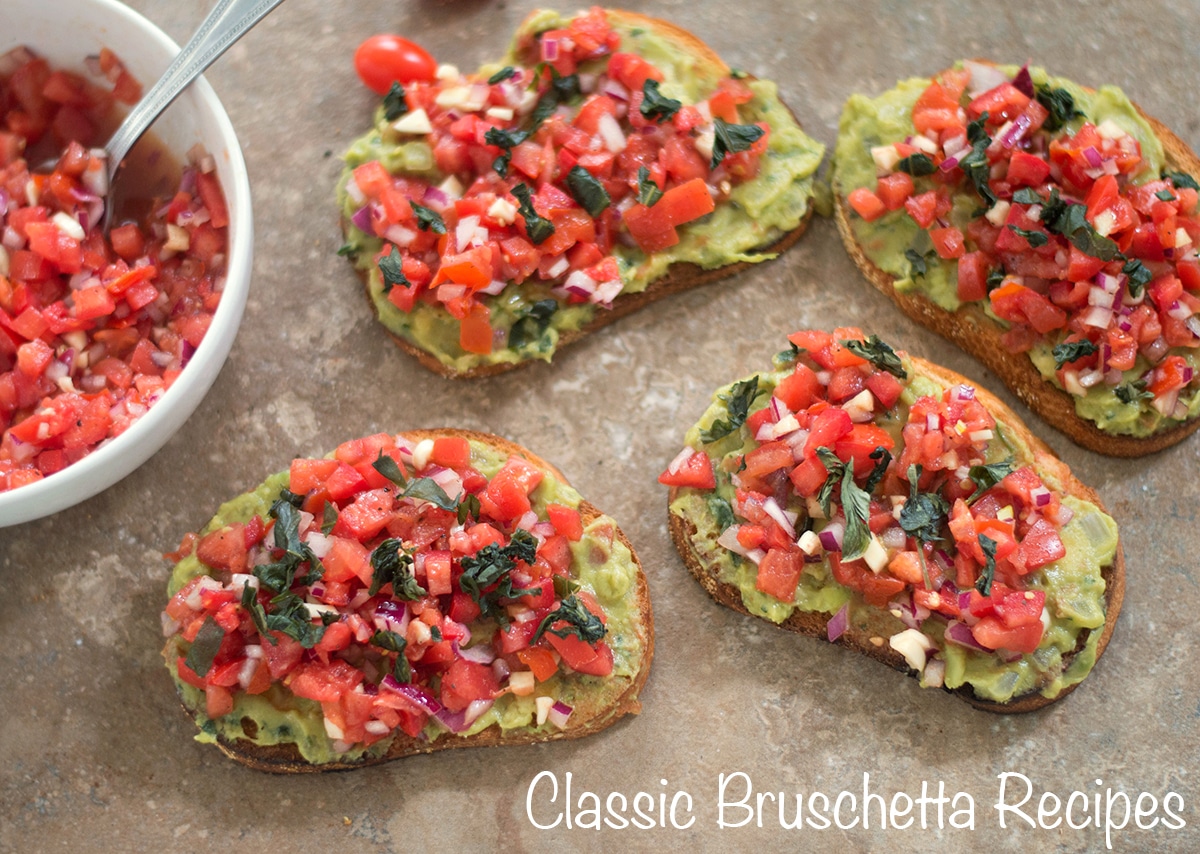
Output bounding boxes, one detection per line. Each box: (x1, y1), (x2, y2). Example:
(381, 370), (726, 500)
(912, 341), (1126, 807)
(338, 9), (823, 374)
(164, 439), (647, 766)
(834, 63), (1200, 437)
(668, 349), (1117, 704)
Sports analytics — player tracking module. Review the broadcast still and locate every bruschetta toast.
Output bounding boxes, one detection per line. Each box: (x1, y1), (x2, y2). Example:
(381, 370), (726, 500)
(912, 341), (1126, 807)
(338, 7), (822, 377)
(663, 328), (1123, 712)
(163, 429), (653, 771)
(833, 61), (1200, 455)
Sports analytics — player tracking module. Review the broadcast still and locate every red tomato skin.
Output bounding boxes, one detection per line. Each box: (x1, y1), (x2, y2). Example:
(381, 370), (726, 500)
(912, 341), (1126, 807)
(354, 35), (437, 94)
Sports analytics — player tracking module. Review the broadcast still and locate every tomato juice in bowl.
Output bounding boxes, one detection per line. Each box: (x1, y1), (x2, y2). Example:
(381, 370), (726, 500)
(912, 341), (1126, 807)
(0, 0), (252, 527)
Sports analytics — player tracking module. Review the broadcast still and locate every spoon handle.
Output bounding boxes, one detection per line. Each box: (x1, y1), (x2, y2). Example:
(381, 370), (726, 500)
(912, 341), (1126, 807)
(105, 0), (288, 179)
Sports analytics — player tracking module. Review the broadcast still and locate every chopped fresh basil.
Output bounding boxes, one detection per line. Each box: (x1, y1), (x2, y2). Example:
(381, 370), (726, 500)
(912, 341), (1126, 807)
(966, 458), (1015, 505)
(1036, 84), (1085, 133)
(864, 446), (892, 494)
(987, 267), (1006, 292)
(371, 452), (408, 487)
(1011, 187), (1043, 206)
(905, 247), (935, 278)
(840, 335), (907, 379)
(278, 488), (303, 509)
(815, 447), (844, 521)
(1123, 259), (1152, 299)
(700, 376), (760, 443)
(534, 594), (607, 643)
(321, 503), (338, 535)
(1039, 188), (1121, 261)
(456, 493), (481, 525)
(392, 655), (411, 684)
(838, 464), (872, 562)
(241, 584), (271, 639)
(975, 535), (998, 596)
(636, 165), (663, 207)
(487, 66), (517, 85)
(959, 112), (997, 210)
(184, 617), (226, 678)
(711, 118), (765, 171)
(508, 298), (559, 350)
(458, 529), (539, 622)
(512, 183), (555, 244)
(530, 69), (581, 128)
(403, 477), (457, 511)
(371, 629), (407, 654)
(263, 591), (326, 648)
(552, 575), (580, 598)
(411, 201), (446, 234)
(1052, 338), (1099, 369)
(565, 165), (611, 217)
(485, 127), (529, 178)
(709, 495), (736, 532)
(1115, 378), (1153, 405)
(1008, 224), (1049, 248)
(899, 464), (949, 546)
(1156, 189), (1178, 202)
(382, 82), (408, 121)
(253, 500), (323, 593)
(368, 538), (424, 599)
(336, 243), (357, 257)
(1162, 168), (1199, 192)
(640, 79), (682, 123)
(896, 153), (936, 177)
(378, 245), (409, 293)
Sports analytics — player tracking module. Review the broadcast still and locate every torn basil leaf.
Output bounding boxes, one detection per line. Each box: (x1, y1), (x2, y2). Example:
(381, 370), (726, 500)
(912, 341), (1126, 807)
(1008, 224), (1049, 248)
(711, 118), (764, 171)
(382, 82), (408, 121)
(841, 335), (907, 379)
(1036, 84), (1085, 133)
(533, 594), (607, 643)
(1052, 338), (1099, 369)
(565, 165), (611, 217)
(700, 376), (760, 443)
(378, 245), (409, 293)
(184, 618), (225, 678)
(640, 79), (681, 123)
(411, 201), (446, 234)
(896, 153), (936, 177)
(636, 165), (663, 207)
(512, 183), (555, 244)
(975, 535), (998, 596)
(487, 66), (517, 85)
(966, 458), (1015, 504)
(368, 538), (424, 599)
(508, 298), (558, 350)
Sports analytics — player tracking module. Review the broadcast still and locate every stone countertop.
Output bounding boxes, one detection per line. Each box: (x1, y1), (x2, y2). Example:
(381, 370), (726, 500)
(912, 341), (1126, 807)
(3, 1), (1200, 851)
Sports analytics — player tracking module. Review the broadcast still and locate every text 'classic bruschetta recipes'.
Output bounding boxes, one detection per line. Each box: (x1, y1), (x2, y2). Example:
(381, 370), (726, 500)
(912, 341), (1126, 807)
(664, 329), (1122, 711)
(0, 47), (230, 491)
(834, 62), (1200, 455)
(338, 7), (822, 376)
(163, 430), (652, 771)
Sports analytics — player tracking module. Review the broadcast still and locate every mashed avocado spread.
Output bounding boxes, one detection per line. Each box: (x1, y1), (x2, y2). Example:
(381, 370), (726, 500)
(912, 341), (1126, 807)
(835, 64), (1200, 437)
(165, 438), (646, 765)
(338, 10), (823, 373)
(669, 348), (1116, 704)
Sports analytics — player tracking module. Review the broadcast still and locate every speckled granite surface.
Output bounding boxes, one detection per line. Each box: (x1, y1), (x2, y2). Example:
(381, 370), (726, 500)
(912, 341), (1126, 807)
(3, 1), (1200, 851)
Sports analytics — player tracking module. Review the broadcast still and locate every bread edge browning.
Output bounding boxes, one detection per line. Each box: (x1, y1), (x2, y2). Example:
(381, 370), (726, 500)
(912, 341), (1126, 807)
(832, 71), (1200, 456)
(172, 428), (655, 773)
(667, 357), (1124, 713)
(348, 7), (816, 379)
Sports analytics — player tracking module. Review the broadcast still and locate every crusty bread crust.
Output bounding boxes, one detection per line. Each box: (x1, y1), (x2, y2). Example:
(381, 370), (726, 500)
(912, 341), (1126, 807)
(349, 8), (815, 379)
(667, 357), (1124, 713)
(833, 69), (1200, 456)
(175, 429), (655, 773)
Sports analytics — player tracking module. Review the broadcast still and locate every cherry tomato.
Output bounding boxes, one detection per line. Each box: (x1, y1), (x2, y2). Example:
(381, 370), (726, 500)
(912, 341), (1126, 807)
(354, 35), (437, 93)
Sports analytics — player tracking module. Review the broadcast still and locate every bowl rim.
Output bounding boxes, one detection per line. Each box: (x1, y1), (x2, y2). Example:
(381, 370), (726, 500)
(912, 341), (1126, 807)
(0, 0), (253, 527)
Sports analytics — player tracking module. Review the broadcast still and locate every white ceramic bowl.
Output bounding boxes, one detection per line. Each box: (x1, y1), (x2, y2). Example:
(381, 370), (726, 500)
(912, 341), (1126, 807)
(0, 0), (252, 526)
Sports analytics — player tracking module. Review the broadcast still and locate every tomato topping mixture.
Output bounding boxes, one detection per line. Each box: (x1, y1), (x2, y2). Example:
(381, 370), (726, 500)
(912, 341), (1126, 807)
(164, 433), (618, 752)
(849, 63), (1200, 422)
(663, 328), (1079, 663)
(343, 7), (769, 355)
(0, 47), (230, 492)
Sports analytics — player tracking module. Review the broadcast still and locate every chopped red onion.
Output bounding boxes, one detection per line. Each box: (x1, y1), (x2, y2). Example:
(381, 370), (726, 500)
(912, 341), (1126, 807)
(601, 78), (630, 101)
(924, 657), (947, 688)
(1186, 316), (1200, 339)
(381, 677), (443, 715)
(964, 60), (1008, 97)
(818, 521), (844, 552)
(939, 154), (961, 173)
(1082, 146), (1103, 168)
(1011, 65), (1034, 98)
(666, 445), (696, 475)
(1167, 300), (1194, 320)
(762, 496), (797, 540)
(350, 204), (374, 233)
(459, 644), (496, 665)
(541, 38), (560, 62)
(1088, 286), (1115, 309)
(998, 113), (1032, 148)
(953, 384), (976, 402)
(945, 620), (989, 651)
(548, 701), (573, 729)
(1143, 336), (1170, 363)
(1081, 305), (1113, 328)
(827, 603), (849, 642)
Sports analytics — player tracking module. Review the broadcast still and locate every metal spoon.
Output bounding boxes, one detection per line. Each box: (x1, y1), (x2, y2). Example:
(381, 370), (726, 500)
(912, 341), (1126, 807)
(101, 0), (287, 227)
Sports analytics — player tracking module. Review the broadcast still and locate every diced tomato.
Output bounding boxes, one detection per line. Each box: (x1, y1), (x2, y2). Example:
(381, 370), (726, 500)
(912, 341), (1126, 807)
(657, 450), (715, 489)
(971, 614), (1043, 653)
(440, 658), (499, 712)
(848, 187), (887, 222)
(755, 548), (803, 602)
(546, 503), (583, 541)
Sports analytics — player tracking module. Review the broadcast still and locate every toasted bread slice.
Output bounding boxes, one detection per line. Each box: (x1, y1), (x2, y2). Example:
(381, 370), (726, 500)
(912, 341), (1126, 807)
(665, 333), (1123, 712)
(832, 62), (1200, 455)
(164, 429), (653, 772)
(339, 8), (822, 378)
